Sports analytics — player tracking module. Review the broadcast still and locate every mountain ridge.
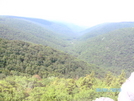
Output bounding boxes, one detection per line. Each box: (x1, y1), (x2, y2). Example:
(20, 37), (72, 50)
(2, 15), (84, 39)
(1, 15), (134, 76)
(0, 15), (73, 52)
(79, 22), (134, 40)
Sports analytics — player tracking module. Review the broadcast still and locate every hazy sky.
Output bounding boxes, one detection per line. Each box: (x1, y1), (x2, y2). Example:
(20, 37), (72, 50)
(0, 0), (134, 27)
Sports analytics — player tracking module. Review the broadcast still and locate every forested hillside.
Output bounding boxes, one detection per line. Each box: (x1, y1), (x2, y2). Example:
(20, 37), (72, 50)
(0, 16), (134, 77)
(80, 22), (134, 40)
(10, 16), (81, 38)
(0, 38), (105, 78)
(0, 16), (73, 53)
(75, 28), (134, 76)
(1, 15), (134, 101)
(0, 16), (84, 39)
(0, 69), (126, 101)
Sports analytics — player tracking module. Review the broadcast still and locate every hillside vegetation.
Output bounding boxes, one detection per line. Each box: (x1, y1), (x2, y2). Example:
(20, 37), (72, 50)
(0, 15), (134, 76)
(76, 28), (134, 76)
(10, 16), (84, 38)
(80, 22), (134, 40)
(0, 15), (134, 101)
(0, 16), (73, 52)
(0, 38), (105, 78)
(0, 71), (126, 101)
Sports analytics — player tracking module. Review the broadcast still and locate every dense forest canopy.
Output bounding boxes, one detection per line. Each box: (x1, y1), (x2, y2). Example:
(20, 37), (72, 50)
(1, 15), (134, 76)
(0, 71), (126, 101)
(0, 15), (134, 101)
(75, 28), (134, 76)
(79, 22), (134, 40)
(0, 16), (73, 52)
(0, 38), (105, 78)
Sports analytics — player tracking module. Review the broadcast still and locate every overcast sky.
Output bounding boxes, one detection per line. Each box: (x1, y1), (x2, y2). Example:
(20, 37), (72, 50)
(0, 0), (134, 27)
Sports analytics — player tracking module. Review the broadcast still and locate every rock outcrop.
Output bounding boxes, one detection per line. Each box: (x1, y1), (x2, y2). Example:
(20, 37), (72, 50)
(118, 72), (134, 101)
(93, 97), (114, 101)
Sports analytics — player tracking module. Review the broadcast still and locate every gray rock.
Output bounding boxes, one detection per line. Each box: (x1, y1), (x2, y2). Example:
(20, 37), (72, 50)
(118, 72), (134, 101)
(93, 97), (114, 101)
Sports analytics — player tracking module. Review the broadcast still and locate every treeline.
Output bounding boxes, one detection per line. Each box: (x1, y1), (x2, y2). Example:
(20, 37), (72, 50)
(0, 38), (105, 78)
(0, 71), (126, 101)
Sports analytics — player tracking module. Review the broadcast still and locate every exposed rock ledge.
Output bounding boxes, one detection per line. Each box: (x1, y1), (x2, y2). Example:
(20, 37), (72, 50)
(93, 72), (134, 101)
(118, 72), (134, 101)
(93, 97), (114, 101)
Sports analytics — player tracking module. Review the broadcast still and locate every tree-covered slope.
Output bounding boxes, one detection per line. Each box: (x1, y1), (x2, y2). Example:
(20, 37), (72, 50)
(80, 22), (134, 40)
(0, 16), (72, 52)
(0, 71), (126, 101)
(2, 16), (82, 39)
(75, 28), (134, 76)
(0, 38), (104, 78)
(1, 15), (134, 77)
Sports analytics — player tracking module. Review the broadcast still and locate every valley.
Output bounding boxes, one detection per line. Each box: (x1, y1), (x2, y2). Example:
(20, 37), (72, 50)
(1, 15), (134, 101)
(1, 15), (134, 77)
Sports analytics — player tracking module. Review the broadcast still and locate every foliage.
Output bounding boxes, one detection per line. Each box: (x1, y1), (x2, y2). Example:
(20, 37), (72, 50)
(0, 72), (126, 101)
(0, 17), (131, 100)
(0, 16), (72, 52)
(80, 22), (134, 40)
(0, 38), (104, 78)
(76, 28), (134, 77)
(0, 16), (134, 77)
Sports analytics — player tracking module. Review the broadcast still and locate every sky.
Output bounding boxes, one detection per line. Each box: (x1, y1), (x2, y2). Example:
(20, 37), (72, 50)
(0, 0), (134, 27)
